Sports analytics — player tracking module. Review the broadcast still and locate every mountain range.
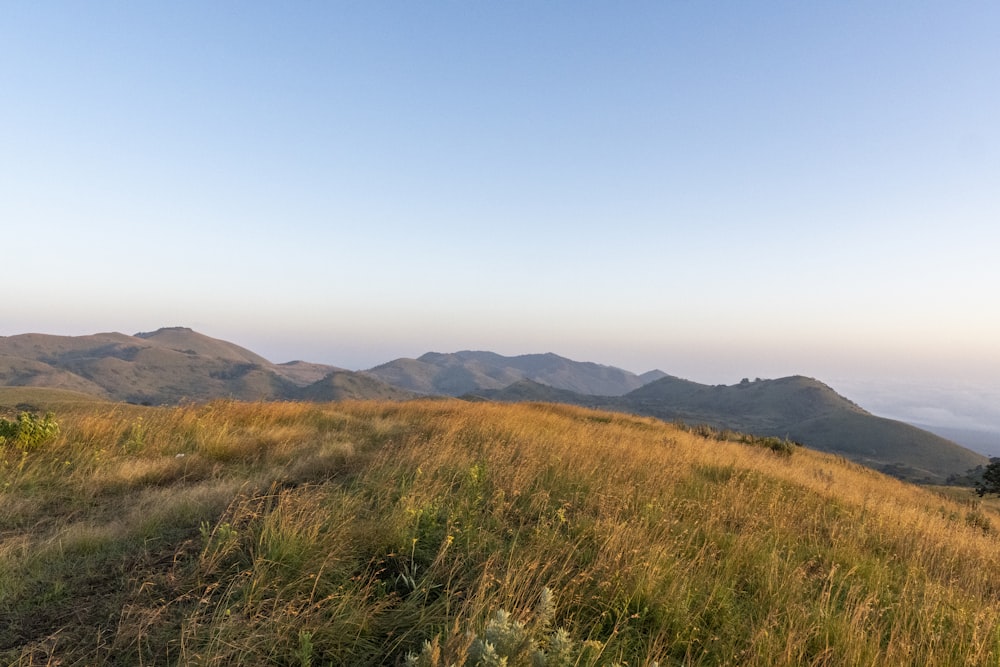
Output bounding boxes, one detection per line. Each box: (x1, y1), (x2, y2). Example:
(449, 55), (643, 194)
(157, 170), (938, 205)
(365, 350), (667, 396)
(0, 327), (986, 482)
(0, 327), (412, 404)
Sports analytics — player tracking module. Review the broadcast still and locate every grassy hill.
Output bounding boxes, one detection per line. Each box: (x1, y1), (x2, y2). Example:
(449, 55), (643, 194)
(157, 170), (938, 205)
(2, 398), (1000, 665)
(473, 375), (986, 483)
(623, 375), (986, 482)
(625, 375), (869, 429)
(0, 386), (109, 416)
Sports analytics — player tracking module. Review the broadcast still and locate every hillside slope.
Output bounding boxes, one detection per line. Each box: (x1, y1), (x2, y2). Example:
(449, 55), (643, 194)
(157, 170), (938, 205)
(476, 375), (986, 482)
(0, 386), (109, 417)
(2, 400), (999, 665)
(624, 375), (987, 481)
(625, 375), (868, 427)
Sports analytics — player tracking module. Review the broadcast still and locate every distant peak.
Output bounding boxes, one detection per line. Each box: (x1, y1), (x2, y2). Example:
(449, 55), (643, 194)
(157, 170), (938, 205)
(135, 326), (194, 339)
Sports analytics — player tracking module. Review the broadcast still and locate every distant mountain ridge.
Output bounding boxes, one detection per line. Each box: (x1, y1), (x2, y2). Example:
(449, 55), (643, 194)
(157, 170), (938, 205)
(365, 350), (663, 396)
(0, 327), (987, 482)
(0, 327), (412, 404)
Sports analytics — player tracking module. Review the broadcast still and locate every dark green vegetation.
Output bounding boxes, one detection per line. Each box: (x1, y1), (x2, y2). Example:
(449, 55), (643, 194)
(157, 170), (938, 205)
(0, 411), (59, 451)
(0, 327), (985, 482)
(2, 396), (1000, 665)
(975, 458), (1000, 497)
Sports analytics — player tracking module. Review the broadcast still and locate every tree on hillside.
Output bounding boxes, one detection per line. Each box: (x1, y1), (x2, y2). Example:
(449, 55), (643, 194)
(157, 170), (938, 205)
(975, 458), (1000, 497)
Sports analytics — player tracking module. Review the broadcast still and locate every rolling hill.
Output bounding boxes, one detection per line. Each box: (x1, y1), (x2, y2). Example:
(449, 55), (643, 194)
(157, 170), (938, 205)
(292, 369), (419, 402)
(0, 328), (404, 405)
(624, 375), (987, 481)
(472, 375), (986, 482)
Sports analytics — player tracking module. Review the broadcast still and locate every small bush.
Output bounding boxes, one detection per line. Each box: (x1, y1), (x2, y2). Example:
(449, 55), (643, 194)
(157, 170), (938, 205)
(0, 411), (60, 451)
(965, 508), (992, 534)
(404, 588), (643, 667)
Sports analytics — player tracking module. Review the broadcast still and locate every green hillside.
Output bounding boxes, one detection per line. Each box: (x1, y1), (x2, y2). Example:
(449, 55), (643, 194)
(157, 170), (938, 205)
(626, 375), (868, 429)
(2, 399), (999, 665)
(623, 375), (986, 482)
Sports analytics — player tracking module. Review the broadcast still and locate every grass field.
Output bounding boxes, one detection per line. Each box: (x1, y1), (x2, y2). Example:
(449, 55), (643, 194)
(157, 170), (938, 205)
(2, 398), (999, 665)
(0, 386), (109, 412)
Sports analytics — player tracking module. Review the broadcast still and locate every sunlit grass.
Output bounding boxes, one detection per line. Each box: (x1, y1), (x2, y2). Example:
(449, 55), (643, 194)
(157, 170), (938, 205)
(1, 398), (999, 664)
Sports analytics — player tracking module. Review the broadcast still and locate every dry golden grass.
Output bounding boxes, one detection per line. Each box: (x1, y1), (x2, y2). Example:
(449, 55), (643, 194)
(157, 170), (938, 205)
(1, 399), (999, 665)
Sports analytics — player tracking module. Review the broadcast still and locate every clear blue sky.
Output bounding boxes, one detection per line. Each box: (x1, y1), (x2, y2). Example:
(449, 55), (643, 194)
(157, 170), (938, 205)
(3, 2), (999, 428)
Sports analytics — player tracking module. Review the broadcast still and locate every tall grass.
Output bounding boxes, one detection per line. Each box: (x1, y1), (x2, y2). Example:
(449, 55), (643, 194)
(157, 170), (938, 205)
(1, 399), (999, 665)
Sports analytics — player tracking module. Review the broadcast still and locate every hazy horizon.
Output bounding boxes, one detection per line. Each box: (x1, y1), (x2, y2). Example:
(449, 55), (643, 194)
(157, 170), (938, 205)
(4, 4), (998, 437)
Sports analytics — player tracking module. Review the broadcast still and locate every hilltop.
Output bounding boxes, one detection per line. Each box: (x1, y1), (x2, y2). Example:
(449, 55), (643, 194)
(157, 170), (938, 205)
(1, 399), (999, 665)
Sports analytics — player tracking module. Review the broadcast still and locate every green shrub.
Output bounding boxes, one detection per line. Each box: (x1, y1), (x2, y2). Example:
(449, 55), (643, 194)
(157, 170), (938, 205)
(404, 588), (649, 667)
(0, 411), (59, 451)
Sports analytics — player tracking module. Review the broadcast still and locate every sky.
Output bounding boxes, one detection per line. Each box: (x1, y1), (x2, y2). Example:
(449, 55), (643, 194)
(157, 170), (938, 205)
(2, 2), (999, 433)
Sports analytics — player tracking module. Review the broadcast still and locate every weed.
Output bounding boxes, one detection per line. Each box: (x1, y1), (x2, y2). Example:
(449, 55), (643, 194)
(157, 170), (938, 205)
(965, 507), (992, 534)
(294, 629), (315, 667)
(405, 588), (626, 667)
(0, 411), (59, 451)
